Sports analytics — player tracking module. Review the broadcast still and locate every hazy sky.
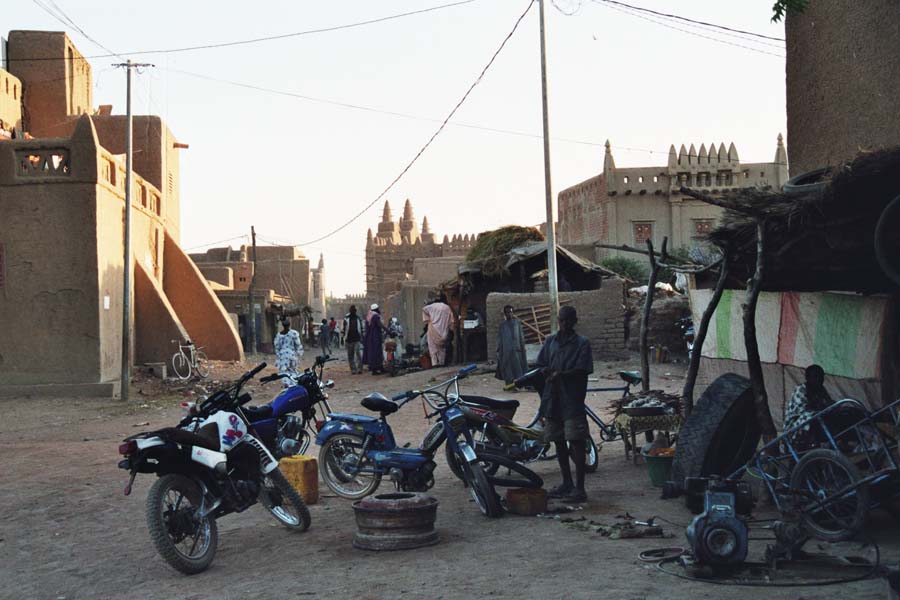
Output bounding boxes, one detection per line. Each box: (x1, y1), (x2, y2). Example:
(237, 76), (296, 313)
(6, 0), (787, 296)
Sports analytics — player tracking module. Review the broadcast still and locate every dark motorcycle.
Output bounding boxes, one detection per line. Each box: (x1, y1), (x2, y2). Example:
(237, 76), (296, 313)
(117, 363), (310, 574)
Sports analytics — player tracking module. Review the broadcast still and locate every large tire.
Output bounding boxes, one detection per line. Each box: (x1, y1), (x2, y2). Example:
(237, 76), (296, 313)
(146, 474), (217, 575)
(476, 452), (543, 489)
(260, 468), (311, 532)
(462, 460), (503, 518)
(446, 427), (501, 480)
(790, 449), (870, 542)
(319, 434), (381, 499)
(671, 374), (760, 491)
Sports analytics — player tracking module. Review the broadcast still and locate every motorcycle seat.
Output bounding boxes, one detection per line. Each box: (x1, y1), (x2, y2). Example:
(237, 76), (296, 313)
(361, 393), (400, 415)
(460, 395), (520, 410)
(157, 427), (220, 452)
(327, 413), (378, 424)
(618, 370), (642, 386)
(243, 405), (273, 422)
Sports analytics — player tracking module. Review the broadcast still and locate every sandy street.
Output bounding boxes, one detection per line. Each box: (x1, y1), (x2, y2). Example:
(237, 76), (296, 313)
(0, 353), (891, 600)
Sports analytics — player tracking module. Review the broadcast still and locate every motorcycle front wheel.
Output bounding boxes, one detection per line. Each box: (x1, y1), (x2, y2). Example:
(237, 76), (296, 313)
(260, 468), (311, 532)
(460, 457), (503, 518)
(146, 474), (218, 575)
(319, 434), (381, 499)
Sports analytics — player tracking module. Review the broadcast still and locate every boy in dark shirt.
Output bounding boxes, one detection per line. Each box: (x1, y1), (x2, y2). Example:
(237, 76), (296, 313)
(535, 305), (594, 502)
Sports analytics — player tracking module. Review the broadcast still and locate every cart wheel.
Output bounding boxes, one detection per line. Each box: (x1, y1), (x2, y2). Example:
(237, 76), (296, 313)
(789, 449), (870, 542)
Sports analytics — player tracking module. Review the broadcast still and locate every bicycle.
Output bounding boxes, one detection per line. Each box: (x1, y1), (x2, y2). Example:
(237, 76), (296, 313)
(171, 339), (209, 380)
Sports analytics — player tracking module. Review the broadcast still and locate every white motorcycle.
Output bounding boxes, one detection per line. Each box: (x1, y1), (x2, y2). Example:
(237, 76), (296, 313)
(117, 362), (311, 574)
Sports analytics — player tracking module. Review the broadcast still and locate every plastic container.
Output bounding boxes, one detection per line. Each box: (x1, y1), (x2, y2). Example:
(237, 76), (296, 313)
(642, 450), (674, 488)
(279, 455), (319, 505)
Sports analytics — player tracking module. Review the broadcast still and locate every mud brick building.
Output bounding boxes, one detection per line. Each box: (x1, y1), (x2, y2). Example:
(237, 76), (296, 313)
(0, 31), (242, 396)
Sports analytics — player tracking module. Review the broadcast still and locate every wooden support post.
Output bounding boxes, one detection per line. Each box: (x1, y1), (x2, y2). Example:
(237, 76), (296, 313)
(640, 237), (666, 394)
(743, 221), (777, 440)
(682, 251), (730, 415)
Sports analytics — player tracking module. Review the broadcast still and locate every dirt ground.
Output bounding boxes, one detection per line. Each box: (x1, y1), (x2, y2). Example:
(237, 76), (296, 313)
(0, 352), (893, 600)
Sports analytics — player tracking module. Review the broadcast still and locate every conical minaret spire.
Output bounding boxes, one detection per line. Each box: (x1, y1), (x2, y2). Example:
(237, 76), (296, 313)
(382, 200), (393, 223)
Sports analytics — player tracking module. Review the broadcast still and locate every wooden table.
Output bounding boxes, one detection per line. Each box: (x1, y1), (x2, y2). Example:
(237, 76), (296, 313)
(614, 413), (682, 464)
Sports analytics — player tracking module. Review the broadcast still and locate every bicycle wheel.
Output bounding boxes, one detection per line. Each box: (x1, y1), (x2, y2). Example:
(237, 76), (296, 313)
(789, 449), (869, 542)
(171, 352), (191, 380)
(193, 351), (210, 379)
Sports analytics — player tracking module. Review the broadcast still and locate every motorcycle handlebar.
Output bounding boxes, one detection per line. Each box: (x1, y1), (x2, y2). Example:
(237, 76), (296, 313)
(392, 391), (412, 402)
(457, 364), (477, 378)
(259, 373), (281, 384)
(245, 362), (267, 379)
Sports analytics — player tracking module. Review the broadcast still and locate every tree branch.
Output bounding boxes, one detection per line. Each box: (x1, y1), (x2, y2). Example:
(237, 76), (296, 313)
(743, 220), (777, 440)
(682, 251), (730, 414)
(639, 237), (666, 393)
(679, 186), (764, 216)
(595, 243), (692, 264)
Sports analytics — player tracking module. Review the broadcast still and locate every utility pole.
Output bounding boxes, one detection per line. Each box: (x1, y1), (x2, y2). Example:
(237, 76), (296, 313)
(538, 0), (560, 332)
(114, 59), (153, 401)
(247, 226), (258, 356)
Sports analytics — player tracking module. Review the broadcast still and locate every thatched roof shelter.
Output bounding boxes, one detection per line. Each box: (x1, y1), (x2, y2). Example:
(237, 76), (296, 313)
(695, 147), (900, 293)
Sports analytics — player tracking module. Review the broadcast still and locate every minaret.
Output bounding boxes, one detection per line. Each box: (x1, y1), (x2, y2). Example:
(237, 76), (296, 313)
(688, 143), (697, 165)
(708, 143), (719, 166)
(774, 133), (789, 186)
(421, 216), (436, 244)
(399, 198), (419, 244)
(667, 144), (678, 170)
(318, 253), (325, 270)
(603, 140), (617, 188)
(366, 228), (374, 247)
(377, 199), (401, 244)
(727, 142), (739, 163)
(382, 200), (392, 223)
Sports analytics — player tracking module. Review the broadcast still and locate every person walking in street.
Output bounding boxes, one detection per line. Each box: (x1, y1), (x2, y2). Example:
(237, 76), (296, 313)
(422, 294), (455, 367)
(535, 305), (593, 503)
(318, 318), (331, 355)
(343, 305), (365, 374)
(496, 305), (527, 385)
(362, 304), (388, 374)
(328, 317), (340, 348)
(273, 317), (303, 384)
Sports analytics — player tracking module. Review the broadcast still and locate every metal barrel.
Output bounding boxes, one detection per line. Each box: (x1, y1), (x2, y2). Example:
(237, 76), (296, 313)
(352, 492), (439, 551)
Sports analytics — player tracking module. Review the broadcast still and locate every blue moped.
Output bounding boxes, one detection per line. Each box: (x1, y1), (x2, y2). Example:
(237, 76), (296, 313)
(315, 365), (504, 517)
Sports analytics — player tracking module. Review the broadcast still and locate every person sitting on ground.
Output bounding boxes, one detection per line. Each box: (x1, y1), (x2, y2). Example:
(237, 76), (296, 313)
(535, 305), (594, 503)
(783, 364), (833, 446)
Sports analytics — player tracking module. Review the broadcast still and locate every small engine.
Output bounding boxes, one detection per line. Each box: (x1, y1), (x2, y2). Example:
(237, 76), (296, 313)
(686, 490), (749, 567)
(390, 461), (437, 492)
(275, 415), (307, 458)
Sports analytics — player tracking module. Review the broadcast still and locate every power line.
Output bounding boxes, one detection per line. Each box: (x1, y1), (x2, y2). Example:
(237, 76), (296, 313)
(32, 0), (127, 60)
(590, 0), (784, 42)
(595, 1), (785, 59)
(294, 0), (537, 248)
(11, 0), (478, 62)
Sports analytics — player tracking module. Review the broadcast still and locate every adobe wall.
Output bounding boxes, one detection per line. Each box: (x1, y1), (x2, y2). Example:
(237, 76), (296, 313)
(162, 230), (243, 361)
(485, 283), (626, 360)
(253, 259), (310, 305)
(0, 69), (23, 132)
(6, 31), (92, 136)
(197, 265), (233, 288)
(134, 262), (189, 365)
(0, 127), (102, 384)
(786, 1), (900, 175)
(411, 256), (461, 287)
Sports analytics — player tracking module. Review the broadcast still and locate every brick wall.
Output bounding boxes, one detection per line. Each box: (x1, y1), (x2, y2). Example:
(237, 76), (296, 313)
(485, 282), (626, 360)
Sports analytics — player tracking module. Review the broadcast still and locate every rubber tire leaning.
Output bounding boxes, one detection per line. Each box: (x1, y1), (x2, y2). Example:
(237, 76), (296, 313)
(463, 460), (504, 518)
(146, 474), (218, 575)
(789, 449), (869, 542)
(476, 452), (543, 489)
(262, 468), (311, 532)
(670, 373), (758, 491)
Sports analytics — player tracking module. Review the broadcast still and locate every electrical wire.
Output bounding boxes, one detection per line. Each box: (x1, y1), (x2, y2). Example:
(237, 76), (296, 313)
(11, 0), (478, 62)
(292, 0), (537, 248)
(31, 0), (126, 61)
(594, 1), (785, 59)
(591, 0), (785, 42)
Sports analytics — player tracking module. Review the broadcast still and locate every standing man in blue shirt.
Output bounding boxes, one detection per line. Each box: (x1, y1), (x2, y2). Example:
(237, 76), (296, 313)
(536, 305), (594, 503)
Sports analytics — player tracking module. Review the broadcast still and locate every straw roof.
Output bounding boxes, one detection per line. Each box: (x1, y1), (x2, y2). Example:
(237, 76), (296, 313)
(699, 147), (900, 293)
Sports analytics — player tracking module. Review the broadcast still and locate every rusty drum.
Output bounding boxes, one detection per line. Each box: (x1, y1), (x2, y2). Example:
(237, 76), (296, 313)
(352, 492), (439, 551)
